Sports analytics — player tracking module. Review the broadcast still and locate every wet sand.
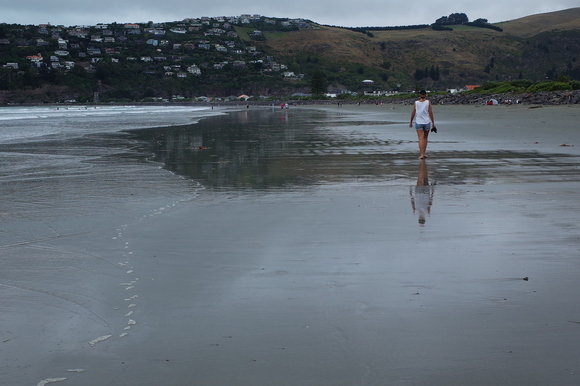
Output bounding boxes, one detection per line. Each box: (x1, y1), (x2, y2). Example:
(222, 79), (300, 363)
(1, 104), (580, 385)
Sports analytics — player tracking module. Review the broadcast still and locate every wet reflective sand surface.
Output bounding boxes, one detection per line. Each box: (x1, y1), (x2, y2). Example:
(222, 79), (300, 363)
(1, 105), (579, 385)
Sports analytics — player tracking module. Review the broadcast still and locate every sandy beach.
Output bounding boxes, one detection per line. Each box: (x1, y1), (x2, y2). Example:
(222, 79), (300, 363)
(1, 104), (580, 385)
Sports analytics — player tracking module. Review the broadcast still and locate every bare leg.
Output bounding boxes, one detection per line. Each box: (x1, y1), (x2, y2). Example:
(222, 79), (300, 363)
(416, 129), (430, 159)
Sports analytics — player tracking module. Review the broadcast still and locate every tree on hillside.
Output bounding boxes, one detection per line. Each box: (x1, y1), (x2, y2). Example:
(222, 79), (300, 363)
(435, 13), (469, 25)
(310, 70), (327, 95)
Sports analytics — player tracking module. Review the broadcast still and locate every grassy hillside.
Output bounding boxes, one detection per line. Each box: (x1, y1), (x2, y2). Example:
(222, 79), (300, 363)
(498, 7), (580, 37)
(1, 9), (579, 103)
(255, 8), (580, 91)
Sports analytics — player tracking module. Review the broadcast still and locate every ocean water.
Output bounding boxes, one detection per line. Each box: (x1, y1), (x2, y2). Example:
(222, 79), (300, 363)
(0, 105), (217, 144)
(0, 104), (224, 229)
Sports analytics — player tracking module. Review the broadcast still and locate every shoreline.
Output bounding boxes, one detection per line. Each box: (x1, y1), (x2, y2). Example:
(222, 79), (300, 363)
(2, 89), (580, 108)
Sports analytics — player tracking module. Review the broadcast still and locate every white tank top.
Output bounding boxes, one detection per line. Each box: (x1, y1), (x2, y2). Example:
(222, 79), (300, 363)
(415, 100), (431, 124)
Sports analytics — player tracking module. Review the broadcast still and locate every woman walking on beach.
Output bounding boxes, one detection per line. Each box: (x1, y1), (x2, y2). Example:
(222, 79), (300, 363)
(409, 90), (435, 159)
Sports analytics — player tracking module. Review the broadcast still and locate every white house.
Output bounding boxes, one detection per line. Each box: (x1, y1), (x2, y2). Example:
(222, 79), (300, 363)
(187, 65), (201, 75)
(26, 53), (43, 62)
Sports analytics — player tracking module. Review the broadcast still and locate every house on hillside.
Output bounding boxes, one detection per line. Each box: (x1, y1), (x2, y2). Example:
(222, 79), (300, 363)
(232, 60), (246, 68)
(68, 29), (89, 38)
(187, 65), (201, 75)
(87, 47), (102, 55)
(26, 53), (43, 62)
(250, 30), (263, 38)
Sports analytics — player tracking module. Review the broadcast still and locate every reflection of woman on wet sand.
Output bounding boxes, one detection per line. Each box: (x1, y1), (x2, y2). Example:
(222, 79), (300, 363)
(410, 159), (434, 225)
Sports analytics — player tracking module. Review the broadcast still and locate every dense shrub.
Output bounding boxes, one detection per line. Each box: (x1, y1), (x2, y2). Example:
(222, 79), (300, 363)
(492, 83), (517, 93)
(527, 81), (572, 92)
(510, 79), (534, 88)
(480, 81), (503, 90)
(465, 80), (577, 94)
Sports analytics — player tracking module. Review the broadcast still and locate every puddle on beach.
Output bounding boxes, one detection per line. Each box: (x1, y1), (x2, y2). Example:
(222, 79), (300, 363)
(127, 109), (580, 190)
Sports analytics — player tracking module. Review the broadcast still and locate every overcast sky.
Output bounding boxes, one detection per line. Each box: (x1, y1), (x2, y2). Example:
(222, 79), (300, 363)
(1, 0), (578, 27)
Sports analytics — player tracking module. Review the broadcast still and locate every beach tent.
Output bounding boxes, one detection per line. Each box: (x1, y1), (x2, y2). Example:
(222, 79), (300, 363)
(486, 99), (498, 105)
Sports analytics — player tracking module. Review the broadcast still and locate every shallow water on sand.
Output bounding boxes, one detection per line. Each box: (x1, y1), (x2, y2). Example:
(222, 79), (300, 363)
(1, 105), (580, 385)
(127, 107), (580, 188)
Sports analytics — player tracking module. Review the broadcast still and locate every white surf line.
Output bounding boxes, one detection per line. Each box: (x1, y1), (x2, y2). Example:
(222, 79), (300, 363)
(35, 225), (132, 385)
(76, 201), (181, 378)
(116, 226), (139, 340)
(88, 334), (113, 347)
(37, 378), (67, 386)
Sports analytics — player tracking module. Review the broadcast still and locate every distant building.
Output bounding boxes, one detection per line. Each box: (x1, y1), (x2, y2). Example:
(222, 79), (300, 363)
(26, 53), (43, 62)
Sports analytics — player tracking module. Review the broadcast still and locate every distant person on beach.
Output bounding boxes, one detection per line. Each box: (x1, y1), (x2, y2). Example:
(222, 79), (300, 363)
(409, 90), (435, 159)
(410, 159), (434, 225)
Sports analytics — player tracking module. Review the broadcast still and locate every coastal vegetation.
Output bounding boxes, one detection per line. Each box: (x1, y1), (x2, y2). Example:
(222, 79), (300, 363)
(0, 8), (580, 104)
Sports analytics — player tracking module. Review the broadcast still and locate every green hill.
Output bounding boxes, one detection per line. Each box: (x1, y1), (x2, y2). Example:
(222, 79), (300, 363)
(258, 8), (580, 92)
(0, 8), (579, 103)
